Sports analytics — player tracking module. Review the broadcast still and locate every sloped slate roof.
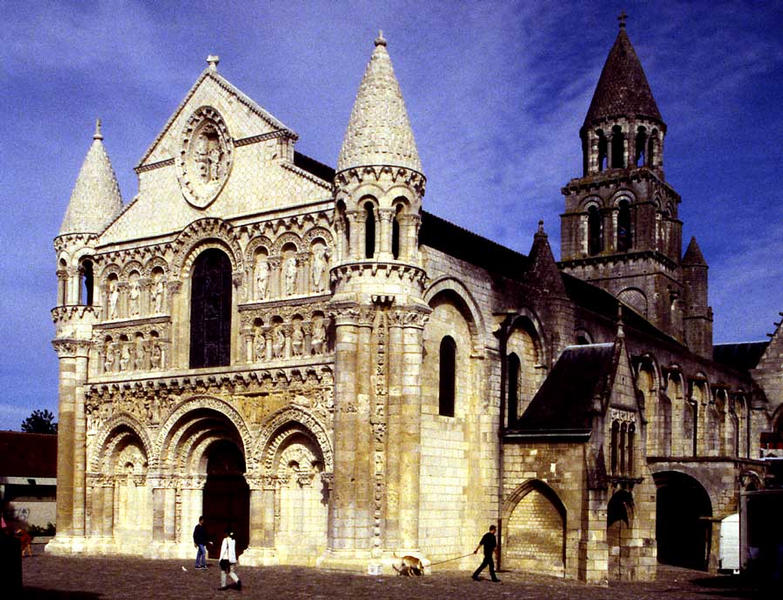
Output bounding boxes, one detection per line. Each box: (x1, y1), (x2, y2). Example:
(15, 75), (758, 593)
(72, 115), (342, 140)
(337, 33), (422, 173)
(713, 341), (769, 371)
(584, 27), (662, 127)
(682, 236), (707, 266)
(515, 343), (617, 432)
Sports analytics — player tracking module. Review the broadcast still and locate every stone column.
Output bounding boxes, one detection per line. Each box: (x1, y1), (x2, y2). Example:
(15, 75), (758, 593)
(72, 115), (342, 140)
(377, 208), (395, 260)
(323, 303), (363, 563)
(385, 318), (403, 551)
(398, 310), (426, 551)
(242, 477), (278, 566)
(347, 211), (363, 261)
(167, 281), (185, 368)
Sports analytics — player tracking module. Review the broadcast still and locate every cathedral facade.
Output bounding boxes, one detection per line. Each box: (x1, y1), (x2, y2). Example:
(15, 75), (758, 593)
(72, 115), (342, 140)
(49, 24), (779, 584)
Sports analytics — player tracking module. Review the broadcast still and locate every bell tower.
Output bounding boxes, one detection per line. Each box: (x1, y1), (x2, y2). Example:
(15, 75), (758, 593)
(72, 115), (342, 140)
(559, 17), (708, 346)
(323, 32), (430, 569)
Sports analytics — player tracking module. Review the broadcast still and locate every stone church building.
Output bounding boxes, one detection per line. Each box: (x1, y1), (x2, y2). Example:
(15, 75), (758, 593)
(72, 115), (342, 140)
(49, 22), (782, 584)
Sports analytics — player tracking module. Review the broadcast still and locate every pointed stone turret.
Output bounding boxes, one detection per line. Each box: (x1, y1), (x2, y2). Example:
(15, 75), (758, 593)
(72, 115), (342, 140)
(60, 119), (123, 235)
(337, 31), (422, 174)
(526, 221), (566, 296)
(682, 236), (707, 266)
(584, 20), (662, 127)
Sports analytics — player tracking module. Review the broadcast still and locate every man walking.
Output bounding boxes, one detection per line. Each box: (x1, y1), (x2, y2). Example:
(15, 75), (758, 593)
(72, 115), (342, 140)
(193, 516), (210, 570)
(472, 524), (500, 582)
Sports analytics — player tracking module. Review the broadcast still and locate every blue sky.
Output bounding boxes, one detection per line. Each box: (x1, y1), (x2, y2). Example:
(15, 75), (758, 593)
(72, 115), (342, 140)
(2, 0), (782, 430)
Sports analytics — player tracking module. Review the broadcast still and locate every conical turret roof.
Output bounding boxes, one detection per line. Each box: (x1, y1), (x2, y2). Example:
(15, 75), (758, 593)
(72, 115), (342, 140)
(337, 32), (422, 174)
(682, 236), (707, 266)
(583, 24), (662, 127)
(60, 120), (123, 235)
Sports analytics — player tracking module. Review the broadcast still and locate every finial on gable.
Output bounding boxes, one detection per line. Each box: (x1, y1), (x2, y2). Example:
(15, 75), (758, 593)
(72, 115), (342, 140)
(618, 10), (628, 29)
(206, 54), (220, 71)
(375, 30), (387, 47)
(93, 118), (103, 140)
(616, 302), (625, 339)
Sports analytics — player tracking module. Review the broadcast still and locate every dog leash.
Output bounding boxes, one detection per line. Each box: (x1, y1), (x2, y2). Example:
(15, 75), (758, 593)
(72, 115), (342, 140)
(428, 552), (474, 567)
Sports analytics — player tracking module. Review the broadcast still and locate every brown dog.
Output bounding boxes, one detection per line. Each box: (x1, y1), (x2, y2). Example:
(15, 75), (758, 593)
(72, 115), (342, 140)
(392, 555), (424, 576)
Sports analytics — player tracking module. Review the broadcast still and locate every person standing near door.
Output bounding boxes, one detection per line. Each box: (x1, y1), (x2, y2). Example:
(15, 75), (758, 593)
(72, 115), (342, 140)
(218, 527), (242, 591)
(193, 516), (211, 570)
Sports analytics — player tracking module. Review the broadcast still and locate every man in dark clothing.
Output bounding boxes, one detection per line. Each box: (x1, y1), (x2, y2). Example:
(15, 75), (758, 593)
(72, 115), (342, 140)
(193, 516), (211, 569)
(472, 524), (500, 582)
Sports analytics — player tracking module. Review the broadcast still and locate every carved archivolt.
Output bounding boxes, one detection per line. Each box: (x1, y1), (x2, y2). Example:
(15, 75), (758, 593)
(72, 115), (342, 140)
(144, 256), (169, 278)
(254, 405), (333, 475)
(171, 218), (243, 278)
(156, 395), (252, 468)
(89, 413), (153, 473)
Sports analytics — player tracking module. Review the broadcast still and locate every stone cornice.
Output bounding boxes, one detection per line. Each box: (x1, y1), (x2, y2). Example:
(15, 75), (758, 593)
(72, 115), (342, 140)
(561, 167), (679, 202)
(558, 249), (679, 272)
(334, 165), (426, 196)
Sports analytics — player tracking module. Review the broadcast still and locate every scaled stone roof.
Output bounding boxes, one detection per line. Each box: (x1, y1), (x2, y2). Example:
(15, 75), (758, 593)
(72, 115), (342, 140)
(682, 236), (707, 266)
(60, 121), (123, 235)
(583, 26), (662, 127)
(337, 33), (422, 173)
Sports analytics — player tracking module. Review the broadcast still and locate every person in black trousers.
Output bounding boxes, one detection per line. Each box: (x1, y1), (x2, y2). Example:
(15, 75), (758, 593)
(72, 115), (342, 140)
(472, 525), (500, 582)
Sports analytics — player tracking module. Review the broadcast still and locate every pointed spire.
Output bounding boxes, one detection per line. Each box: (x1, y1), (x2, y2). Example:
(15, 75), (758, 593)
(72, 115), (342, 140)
(337, 33), (422, 173)
(526, 221), (566, 296)
(682, 236), (707, 266)
(583, 20), (662, 127)
(60, 120), (123, 235)
(616, 302), (625, 339)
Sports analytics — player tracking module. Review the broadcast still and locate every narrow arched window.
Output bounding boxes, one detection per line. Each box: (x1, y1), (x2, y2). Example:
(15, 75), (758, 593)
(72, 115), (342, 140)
(617, 200), (632, 251)
(364, 202), (375, 259)
(392, 205), (402, 260)
(190, 248), (232, 368)
(79, 259), (94, 306)
(611, 125), (624, 168)
(439, 336), (456, 417)
(635, 127), (647, 166)
(610, 420), (619, 475)
(627, 423), (635, 476)
(507, 353), (520, 427)
(619, 422), (627, 475)
(597, 130), (608, 172)
(588, 205), (602, 255)
(648, 131), (658, 167)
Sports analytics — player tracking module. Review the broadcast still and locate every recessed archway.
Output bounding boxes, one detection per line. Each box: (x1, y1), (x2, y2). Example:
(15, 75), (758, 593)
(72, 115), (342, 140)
(654, 471), (712, 570)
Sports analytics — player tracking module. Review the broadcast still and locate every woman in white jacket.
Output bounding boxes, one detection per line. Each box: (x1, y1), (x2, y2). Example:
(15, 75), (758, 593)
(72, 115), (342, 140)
(218, 528), (241, 591)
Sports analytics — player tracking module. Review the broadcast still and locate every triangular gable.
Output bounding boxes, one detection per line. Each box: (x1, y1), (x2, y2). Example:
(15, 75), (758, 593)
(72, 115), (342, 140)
(138, 66), (296, 168)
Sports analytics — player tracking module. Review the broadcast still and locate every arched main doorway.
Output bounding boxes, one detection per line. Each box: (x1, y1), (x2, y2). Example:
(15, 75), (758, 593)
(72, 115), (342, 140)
(202, 440), (250, 558)
(654, 471), (712, 569)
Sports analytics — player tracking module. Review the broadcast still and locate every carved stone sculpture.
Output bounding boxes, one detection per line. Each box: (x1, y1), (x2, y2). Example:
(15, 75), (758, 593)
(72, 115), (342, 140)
(254, 330), (266, 362)
(311, 318), (326, 355)
(152, 277), (165, 313)
(283, 256), (297, 296)
(312, 246), (328, 293)
(272, 326), (286, 359)
(128, 280), (140, 316)
(108, 281), (119, 320)
(291, 323), (304, 357)
(255, 260), (269, 300)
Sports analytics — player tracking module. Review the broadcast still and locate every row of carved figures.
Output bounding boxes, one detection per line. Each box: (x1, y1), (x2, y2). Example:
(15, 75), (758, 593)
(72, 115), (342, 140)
(244, 317), (330, 362)
(106, 272), (167, 320)
(252, 245), (329, 301)
(100, 336), (166, 374)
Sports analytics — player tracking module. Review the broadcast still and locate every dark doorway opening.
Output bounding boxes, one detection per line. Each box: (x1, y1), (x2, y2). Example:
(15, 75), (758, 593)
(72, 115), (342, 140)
(202, 440), (249, 559)
(655, 471), (712, 570)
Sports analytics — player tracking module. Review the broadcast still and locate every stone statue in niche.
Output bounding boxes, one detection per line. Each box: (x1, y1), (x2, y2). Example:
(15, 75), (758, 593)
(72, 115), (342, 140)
(104, 341), (115, 373)
(254, 330), (266, 362)
(283, 256), (297, 296)
(311, 246), (328, 293)
(311, 318), (325, 355)
(128, 279), (141, 316)
(194, 127), (223, 183)
(152, 275), (165, 313)
(255, 259), (269, 300)
(119, 344), (130, 371)
(291, 323), (304, 357)
(134, 338), (146, 370)
(108, 281), (119, 319)
(272, 326), (286, 359)
(150, 342), (162, 369)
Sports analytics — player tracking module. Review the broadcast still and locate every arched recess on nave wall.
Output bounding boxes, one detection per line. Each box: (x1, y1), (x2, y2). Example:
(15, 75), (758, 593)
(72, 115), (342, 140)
(502, 479), (566, 576)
